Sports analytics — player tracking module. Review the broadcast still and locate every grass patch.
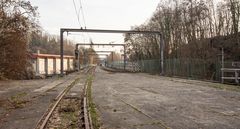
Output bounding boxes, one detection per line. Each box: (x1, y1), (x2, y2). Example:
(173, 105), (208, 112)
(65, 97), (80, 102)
(207, 83), (240, 92)
(58, 99), (80, 129)
(8, 92), (29, 109)
(60, 107), (78, 128)
(167, 76), (240, 92)
(184, 80), (240, 92)
(87, 75), (101, 129)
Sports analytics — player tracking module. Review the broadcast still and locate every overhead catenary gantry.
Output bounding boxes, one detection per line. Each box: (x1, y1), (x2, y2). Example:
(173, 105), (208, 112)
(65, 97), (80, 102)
(60, 28), (164, 76)
(75, 43), (126, 48)
(75, 42), (126, 70)
(87, 53), (110, 55)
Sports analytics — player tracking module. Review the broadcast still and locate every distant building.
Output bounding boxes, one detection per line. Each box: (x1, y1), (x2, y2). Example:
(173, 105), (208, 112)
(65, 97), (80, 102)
(29, 52), (75, 76)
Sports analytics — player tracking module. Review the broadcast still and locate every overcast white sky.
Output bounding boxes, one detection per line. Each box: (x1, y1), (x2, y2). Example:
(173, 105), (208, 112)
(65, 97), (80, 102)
(30, 0), (159, 44)
(29, 0), (160, 55)
(29, 0), (220, 55)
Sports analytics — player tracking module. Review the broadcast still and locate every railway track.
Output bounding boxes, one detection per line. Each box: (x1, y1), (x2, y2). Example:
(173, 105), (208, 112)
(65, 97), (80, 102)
(35, 66), (95, 129)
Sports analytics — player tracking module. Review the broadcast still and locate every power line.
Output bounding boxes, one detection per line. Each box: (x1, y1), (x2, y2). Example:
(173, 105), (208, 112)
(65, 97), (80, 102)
(73, 0), (93, 43)
(72, 0), (82, 28)
(77, 0), (92, 42)
(78, 0), (87, 29)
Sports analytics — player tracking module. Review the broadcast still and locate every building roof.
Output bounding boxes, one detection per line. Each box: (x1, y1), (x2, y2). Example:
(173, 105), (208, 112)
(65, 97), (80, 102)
(30, 53), (75, 59)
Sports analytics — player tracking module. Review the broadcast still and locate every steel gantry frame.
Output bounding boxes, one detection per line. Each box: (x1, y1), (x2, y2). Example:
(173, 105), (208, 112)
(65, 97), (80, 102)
(75, 43), (126, 71)
(60, 28), (164, 76)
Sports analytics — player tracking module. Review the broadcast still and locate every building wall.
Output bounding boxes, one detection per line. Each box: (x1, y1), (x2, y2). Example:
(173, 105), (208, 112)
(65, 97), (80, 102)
(38, 58), (45, 74)
(34, 57), (74, 75)
(64, 58), (68, 71)
(56, 59), (61, 74)
(69, 59), (74, 70)
(48, 58), (54, 74)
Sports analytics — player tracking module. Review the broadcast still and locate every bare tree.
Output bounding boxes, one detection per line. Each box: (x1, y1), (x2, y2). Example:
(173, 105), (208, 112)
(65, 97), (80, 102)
(0, 0), (38, 79)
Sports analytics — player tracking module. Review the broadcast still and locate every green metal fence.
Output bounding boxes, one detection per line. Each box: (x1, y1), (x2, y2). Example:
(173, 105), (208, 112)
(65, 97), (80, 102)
(106, 58), (223, 81)
(137, 59), (160, 74)
(164, 58), (222, 81)
(106, 61), (124, 69)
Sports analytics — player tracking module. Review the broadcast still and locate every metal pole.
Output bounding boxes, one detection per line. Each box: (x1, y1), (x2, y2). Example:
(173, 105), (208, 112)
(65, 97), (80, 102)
(78, 50), (80, 70)
(221, 47), (224, 83)
(75, 44), (79, 71)
(83, 51), (85, 67)
(160, 34), (164, 75)
(60, 29), (64, 76)
(111, 52), (113, 68)
(124, 45), (126, 70)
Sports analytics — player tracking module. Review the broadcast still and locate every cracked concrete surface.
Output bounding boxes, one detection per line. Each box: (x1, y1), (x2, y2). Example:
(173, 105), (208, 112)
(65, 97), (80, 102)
(92, 67), (240, 129)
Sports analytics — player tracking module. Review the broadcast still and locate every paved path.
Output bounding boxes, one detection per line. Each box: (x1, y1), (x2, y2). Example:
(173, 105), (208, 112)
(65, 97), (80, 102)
(92, 67), (240, 129)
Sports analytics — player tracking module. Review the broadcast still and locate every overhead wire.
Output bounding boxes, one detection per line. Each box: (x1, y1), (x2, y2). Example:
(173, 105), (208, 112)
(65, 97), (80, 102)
(77, 0), (93, 42)
(72, 0), (93, 45)
(78, 0), (87, 29)
(72, 0), (82, 28)
(73, 0), (89, 45)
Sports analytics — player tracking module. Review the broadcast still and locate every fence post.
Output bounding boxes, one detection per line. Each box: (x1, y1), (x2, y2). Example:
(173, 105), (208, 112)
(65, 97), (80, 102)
(160, 34), (164, 75)
(221, 47), (224, 83)
(235, 71), (239, 84)
(187, 58), (190, 78)
(173, 58), (176, 76)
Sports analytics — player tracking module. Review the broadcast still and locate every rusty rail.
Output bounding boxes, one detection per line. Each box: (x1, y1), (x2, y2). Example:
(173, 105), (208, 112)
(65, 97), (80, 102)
(35, 66), (93, 129)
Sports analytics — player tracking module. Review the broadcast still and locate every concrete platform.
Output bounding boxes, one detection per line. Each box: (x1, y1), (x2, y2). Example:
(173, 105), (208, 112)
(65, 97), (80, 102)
(0, 72), (86, 129)
(92, 67), (240, 129)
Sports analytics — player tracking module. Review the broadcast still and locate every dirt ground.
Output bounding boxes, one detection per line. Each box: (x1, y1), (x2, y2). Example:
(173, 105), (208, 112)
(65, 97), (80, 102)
(0, 72), (85, 129)
(92, 67), (240, 129)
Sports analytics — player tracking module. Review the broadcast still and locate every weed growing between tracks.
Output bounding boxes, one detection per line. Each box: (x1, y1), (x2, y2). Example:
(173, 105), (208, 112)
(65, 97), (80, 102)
(40, 77), (82, 129)
(46, 98), (81, 129)
(87, 75), (101, 129)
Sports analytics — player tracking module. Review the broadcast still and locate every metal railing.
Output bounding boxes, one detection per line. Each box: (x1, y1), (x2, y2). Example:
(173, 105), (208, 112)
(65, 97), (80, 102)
(106, 58), (226, 82)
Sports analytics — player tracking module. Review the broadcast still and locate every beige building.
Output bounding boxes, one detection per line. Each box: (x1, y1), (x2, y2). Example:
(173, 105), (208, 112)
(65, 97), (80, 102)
(30, 53), (75, 76)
